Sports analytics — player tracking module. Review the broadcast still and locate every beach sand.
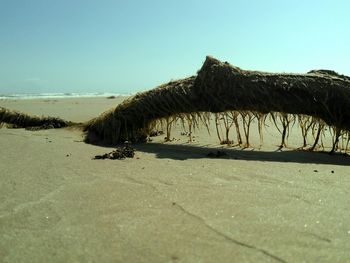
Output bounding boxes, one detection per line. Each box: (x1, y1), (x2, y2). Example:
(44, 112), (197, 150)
(1, 97), (350, 263)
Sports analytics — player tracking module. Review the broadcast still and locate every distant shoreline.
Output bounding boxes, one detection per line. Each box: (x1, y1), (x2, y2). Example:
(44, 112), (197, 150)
(0, 92), (132, 100)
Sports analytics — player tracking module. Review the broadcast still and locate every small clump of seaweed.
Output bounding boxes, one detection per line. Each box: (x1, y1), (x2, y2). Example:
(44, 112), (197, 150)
(206, 151), (228, 158)
(149, 130), (164, 137)
(93, 145), (135, 160)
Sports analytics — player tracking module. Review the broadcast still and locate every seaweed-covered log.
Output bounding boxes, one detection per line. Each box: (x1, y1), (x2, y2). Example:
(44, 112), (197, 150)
(0, 107), (70, 129)
(85, 56), (350, 144)
(84, 76), (198, 143)
(194, 57), (350, 129)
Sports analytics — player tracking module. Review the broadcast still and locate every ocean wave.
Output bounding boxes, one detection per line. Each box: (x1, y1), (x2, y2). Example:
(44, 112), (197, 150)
(0, 92), (131, 100)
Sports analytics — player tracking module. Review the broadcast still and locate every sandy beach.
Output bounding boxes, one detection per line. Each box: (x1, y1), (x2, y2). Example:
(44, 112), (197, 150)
(1, 97), (350, 263)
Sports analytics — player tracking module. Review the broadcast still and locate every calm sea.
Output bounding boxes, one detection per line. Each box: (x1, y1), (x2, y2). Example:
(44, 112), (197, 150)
(0, 92), (131, 100)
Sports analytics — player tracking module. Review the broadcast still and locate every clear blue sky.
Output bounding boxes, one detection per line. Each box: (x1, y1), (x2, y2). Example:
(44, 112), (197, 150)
(0, 0), (349, 94)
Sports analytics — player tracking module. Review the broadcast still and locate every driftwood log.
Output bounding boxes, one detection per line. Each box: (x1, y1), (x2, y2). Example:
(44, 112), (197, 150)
(84, 56), (350, 147)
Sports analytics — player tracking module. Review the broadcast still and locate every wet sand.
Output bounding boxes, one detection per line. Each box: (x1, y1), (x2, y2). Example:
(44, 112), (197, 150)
(1, 97), (350, 263)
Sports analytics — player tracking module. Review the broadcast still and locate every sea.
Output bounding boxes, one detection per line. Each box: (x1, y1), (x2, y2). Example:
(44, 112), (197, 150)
(0, 92), (132, 100)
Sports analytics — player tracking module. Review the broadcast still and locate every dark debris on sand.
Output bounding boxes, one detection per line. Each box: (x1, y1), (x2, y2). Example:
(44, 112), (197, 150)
(206, 151), (228, 158)
(149, 130), (164, 137)
(93, 145), (135, 160)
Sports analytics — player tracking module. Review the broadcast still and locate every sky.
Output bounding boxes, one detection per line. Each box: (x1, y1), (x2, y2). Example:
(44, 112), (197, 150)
(0, 0), (349, 95)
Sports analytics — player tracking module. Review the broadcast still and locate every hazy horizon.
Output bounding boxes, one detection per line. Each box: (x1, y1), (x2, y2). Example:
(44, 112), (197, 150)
(1, 0), (349, 95)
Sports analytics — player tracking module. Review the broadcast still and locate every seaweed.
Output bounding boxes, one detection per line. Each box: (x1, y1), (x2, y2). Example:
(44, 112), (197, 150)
(84, 56), (350, 153)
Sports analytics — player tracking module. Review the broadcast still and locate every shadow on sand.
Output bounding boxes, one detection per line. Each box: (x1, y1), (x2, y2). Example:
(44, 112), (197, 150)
(134, 142), (350, 166)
